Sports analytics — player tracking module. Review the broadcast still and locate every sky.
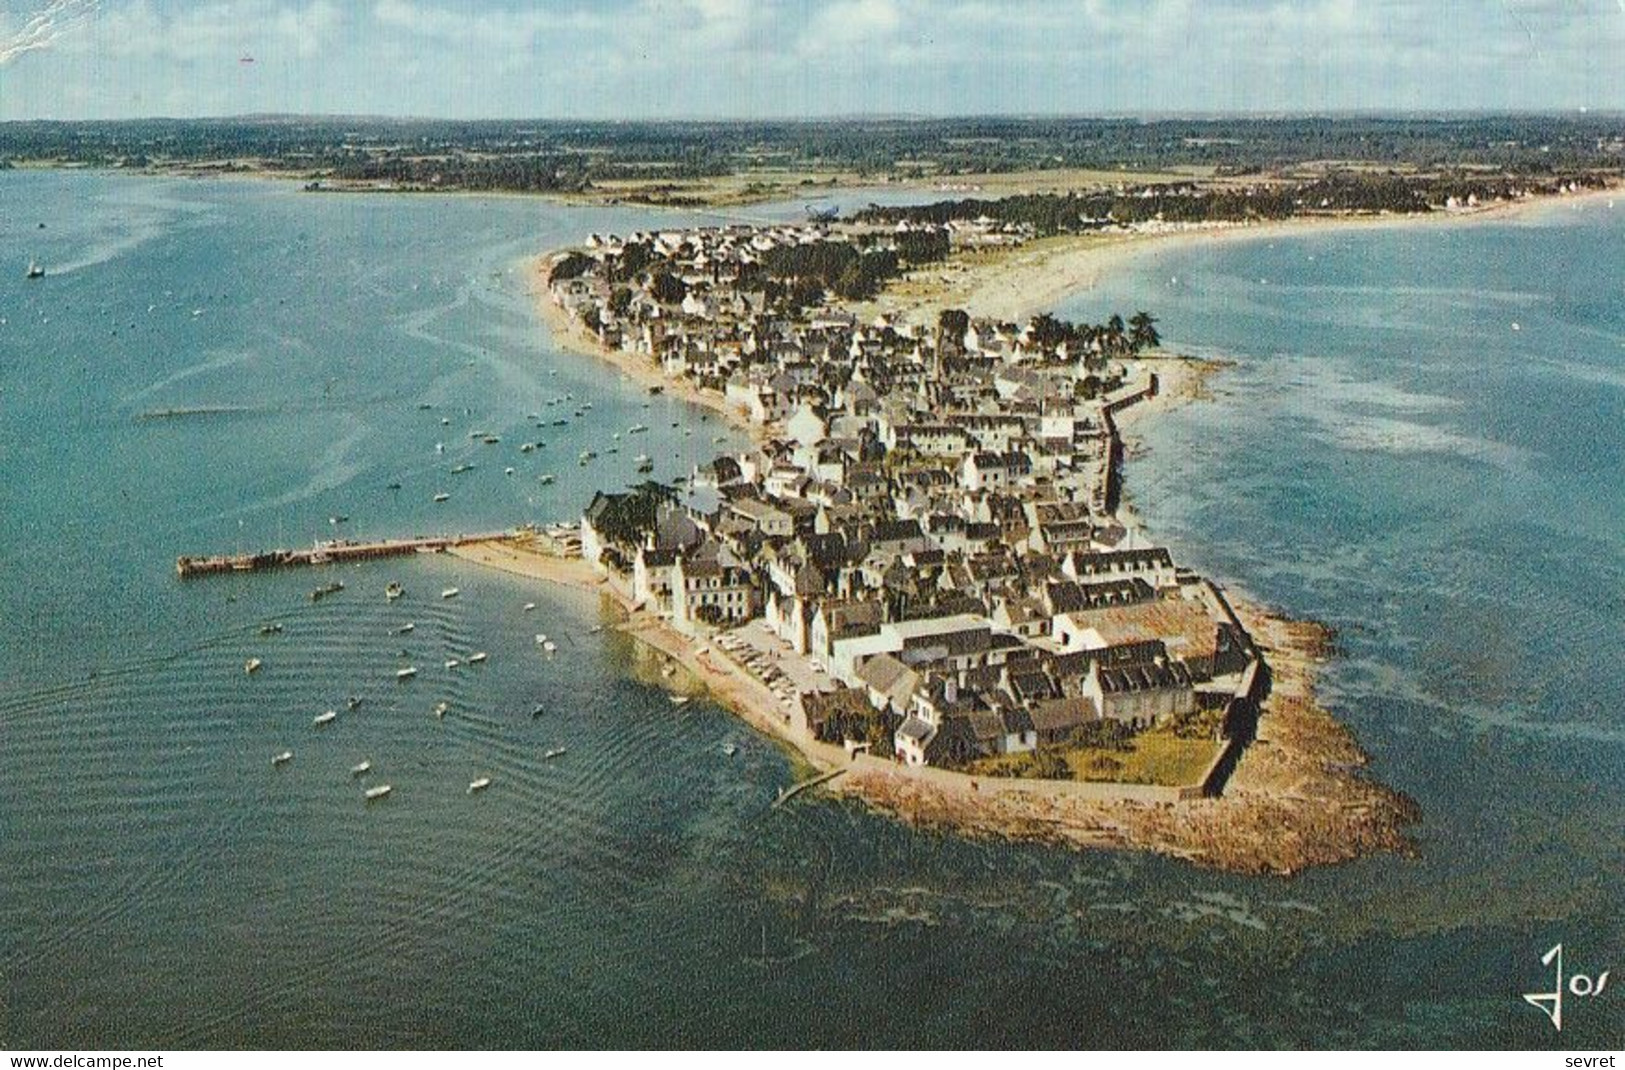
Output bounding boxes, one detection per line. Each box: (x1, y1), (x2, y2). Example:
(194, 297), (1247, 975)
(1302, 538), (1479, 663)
(3, 0), (1625, 120)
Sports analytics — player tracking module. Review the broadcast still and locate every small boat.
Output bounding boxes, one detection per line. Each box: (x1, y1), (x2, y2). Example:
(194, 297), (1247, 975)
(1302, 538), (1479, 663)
(434, 701), (449, 719)
(433, 492), (450, 503)
(531, 703), (546, 718)
(271, 750), (293, 766)
(311, 581), (345, 602)
(542, 640), (558, 654)
(534, 633), (548, 645)
(722, 743), (737, 757)
(259, 622), (284, 635)
(539, 475), (555, 485)
(544, 747), (567, 760)
(435, 442), (446, 453)
(351, 760), (372, 776)
(468, 652), (488, 664)
(441, 587), (460, 599)
(669, 695), (690, 706)
(636, 459), (654, 474)
(628, 423), (648, 434)
(396, 622), (416, 634)
(385, 582), (404, 600)
(523, 602), (537, 612)
(589, 625), (603, 634)
(313, 710), (338, 726)
(467, 777), (492, 794)
(396, 666), (418, 680)
(661, 665), (676, 677)
(364, 784), (392, 801)
(520, 443), (535, 454)
(444, 658), (461, 670)
(451, 463), (475, 474)
(387, 482), (403, 490)
(504, 467), (515, 476)
(346, 696), (364, 711)
(244, 658), (263, 675)
(26, 259), (45, 280)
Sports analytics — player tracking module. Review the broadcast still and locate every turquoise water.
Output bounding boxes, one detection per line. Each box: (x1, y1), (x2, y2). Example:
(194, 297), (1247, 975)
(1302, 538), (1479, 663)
(2, 174), (1620, 1048)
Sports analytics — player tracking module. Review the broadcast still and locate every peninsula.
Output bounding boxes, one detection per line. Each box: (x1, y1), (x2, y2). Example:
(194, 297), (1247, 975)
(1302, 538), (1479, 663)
(511, 210), (1424, 875)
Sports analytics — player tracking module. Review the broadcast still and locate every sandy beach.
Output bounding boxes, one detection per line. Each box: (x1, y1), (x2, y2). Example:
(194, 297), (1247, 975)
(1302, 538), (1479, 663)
(869, 186), (1622, 326)
(529, 257), (772, 444)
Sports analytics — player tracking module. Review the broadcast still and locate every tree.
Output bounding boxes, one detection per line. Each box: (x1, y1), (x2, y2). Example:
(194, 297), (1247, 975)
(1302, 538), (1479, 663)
(648, 271), (686, 305)
(608, 287), (633, 317)
(1028, 312), (1070, 350)
(549, 251), (594, 284)
(1128, 311), (1160, 352)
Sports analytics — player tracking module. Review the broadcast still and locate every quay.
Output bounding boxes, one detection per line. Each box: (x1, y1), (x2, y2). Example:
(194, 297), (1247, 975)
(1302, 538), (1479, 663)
(176, 531), (518, 578)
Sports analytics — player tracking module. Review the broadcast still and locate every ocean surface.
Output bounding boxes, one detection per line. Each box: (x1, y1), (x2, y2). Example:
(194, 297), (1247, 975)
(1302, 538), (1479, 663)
(2, 173), (1620, 1048)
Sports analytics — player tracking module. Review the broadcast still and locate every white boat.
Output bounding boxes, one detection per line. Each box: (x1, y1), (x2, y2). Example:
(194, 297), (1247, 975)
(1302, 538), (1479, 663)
(467, 777), (492, 794)
(396, 666), (418, 680)
(365, 784), (392, 801)
(351, 760), (372, 776)
(504, 467), (515, 476)
(385, 582), (404, 600)
(434, 701), (449, 719)
(433, 492), (450, 502)
(534, 633), (548, 645)
(271, 750), (293, 766)
(538, 474), (555, 485)
(542, 640), (558, 653)
(396, 622), (416, 634)
(26, 259), (45, 280)
(244, 658), (263, 675)
(468, 652), (488, 664)
(313, 710), (338, 726)
(722, 743), (737, 757)
(451, 463), (475, 473)
(444, 658), (461, 669)
(523, 602), (537, 612)
(669, 695), (690, 706)
(544, 747), (567, 759)
(628, 424), (648, 434)
(441, 587), (460, 599)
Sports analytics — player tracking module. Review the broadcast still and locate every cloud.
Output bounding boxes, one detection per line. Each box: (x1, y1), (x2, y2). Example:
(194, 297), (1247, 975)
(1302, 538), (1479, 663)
(0, 0), (100, 66)
(50, 0), (341, 63)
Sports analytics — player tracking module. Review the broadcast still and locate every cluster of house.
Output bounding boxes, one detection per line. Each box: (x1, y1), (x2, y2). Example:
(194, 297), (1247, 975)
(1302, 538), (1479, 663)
(559, 222), (1259, 773)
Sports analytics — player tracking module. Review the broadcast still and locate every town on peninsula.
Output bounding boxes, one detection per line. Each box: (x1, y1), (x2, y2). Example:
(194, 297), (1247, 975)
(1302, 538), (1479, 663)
(506, 207), (1428, 876)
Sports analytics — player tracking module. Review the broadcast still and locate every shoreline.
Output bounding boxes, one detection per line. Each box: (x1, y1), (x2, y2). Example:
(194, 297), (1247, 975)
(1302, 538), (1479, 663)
(865, 186), (1622, 325)
(478, 189), (1619, 874)
(527, 261), (772, 445)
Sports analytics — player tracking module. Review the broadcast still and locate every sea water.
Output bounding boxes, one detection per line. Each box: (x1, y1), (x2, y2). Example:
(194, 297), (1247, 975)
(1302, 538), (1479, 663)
(1, 173), (1620, 1047)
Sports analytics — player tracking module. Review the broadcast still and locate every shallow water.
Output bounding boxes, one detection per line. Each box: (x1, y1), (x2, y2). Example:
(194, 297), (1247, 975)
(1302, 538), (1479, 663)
(1, 174), (1620, 1047)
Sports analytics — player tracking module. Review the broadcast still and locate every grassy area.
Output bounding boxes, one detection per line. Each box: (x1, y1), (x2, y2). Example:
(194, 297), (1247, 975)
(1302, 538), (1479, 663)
(968, 712), (1225, 787)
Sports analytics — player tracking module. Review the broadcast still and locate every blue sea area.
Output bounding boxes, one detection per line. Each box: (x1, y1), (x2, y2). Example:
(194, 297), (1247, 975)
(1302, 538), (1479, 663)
(1, 173), (1620, 1047)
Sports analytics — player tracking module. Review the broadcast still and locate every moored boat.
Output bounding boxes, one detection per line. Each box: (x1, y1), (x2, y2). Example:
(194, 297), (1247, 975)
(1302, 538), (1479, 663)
(313, 710), (338, 726)
(364, 784), (392, 801)
(467, 777), (492, 794)
(544, 747), (566, 759)
(441, 587), (460, 599)
(271, 750), (293, 766)
(396, 666), (418, 680)
(351, 760), (372, 776)
(244, 658), (263, 674)
(468, 652), (488, 664)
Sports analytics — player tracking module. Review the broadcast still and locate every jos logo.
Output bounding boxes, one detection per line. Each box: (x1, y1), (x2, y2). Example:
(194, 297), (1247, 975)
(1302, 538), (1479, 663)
(1523, 943), (1610, 1032)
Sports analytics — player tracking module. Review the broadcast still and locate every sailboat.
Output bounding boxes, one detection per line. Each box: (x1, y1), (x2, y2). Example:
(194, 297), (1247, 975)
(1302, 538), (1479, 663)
(26, 259), (44, 280)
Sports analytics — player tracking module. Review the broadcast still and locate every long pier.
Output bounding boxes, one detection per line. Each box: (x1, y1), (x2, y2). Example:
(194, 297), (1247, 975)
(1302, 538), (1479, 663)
(176, 531), (517, 578)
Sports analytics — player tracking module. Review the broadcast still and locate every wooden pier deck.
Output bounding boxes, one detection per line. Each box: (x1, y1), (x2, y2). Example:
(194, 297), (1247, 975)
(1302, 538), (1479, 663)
(176, 531), (518, 578)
